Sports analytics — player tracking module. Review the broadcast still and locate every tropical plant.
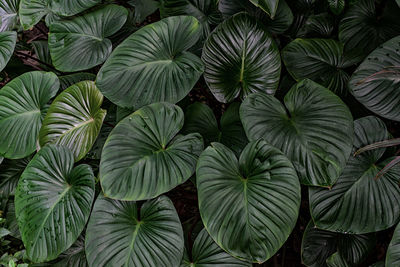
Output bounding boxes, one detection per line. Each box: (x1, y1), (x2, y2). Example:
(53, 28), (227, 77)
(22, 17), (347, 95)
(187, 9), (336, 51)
(0, 0), (399, 266)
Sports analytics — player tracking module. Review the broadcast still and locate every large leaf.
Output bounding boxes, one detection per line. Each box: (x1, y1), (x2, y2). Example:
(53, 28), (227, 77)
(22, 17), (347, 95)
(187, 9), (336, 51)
(15, 145), (95, 262)
(240, 79), (354, 187)
(338, 0), (400, 54)
(85, 195), (184, 266)
(182, 102), (248, 155)
(386, 222), (400, 266)
(96, 15), (203, 109)
(309, 116), (400, 234)
(48, 5), (128, 72)
(39, 81), (106, 162)
(0, 31), (16, 72)
(219, 0), (293, 35)
(0, 157), (31, 198)
(160, 0), (222, 37)
(349, 36), (400, 122)
(181, 228), (251, 266)
(301, 221), (375, 267)
(196, 140), (300, 263)
(53, 236), (87, 267)
(282, 38), (362, 94)
(19, 0), (102, 29)
(248, 0), (279, 18)
(202, 13), (281, 103)
(100, 102), (203, 201)
(0, 71), (59, 159)
(0, 0), (19, 32)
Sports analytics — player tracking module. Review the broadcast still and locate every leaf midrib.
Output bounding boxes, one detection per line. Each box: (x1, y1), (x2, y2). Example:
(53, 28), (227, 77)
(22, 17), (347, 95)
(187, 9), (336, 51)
(124, 221), (142, 266)
(0, 109), (40, 122)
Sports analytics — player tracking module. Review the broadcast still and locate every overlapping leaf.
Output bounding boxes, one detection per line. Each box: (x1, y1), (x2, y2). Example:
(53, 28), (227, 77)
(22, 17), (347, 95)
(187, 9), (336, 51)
(100, 102), (203, 200)
(202, 13), (281, 103)
(0, 0), (19, 32)
(15, 145), (95, 262)
(96, 16), (203, 108)
(0, 157), (31, 198)
(240, 79), (354, 187)
(39, 81), (106, 162)
(48, 0), (101, 16)
(196, 140), (300, 262)
(248, 0), (279, 18)
(349, 36), (400, 122)
(85, 195), (184, 267)
(309, 116), (400, 234)
(0, 71), (59, 159)
(0, 31), (17, 72)
(48, 5), (128, 72)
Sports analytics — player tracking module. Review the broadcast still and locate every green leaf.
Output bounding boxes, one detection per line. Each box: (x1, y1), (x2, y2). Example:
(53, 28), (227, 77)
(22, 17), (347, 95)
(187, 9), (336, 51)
(219, 0), (293, 35)
(326, 253), (350, 267)
(202, 13), (281, 103)
(309, 116), (400, 234)
(160, 0), (222, 36)
(5, 200), (20, 239)
(338, 0), (400, 54)
(240, 79), (354, 187)
(48, 0), (101, 16)
(15, 145), (95, 262)
(301, 221), (375, 267)
(85, 195), (184, 266)
(96, 16), (203, 109)
(282, 38), (362, 94)
(100, 102), (203, 201)
(349, 36), (400, 122)
(327, 0), (345, 15)
(0, 157), (31, 198)
(0, 31), (16, 72)
(53, 236), (87, 267)
(39, 81), (106, 162)
(31, 40), (53, 71)
(355, 138), (400, 156)
(128, 0), (159, 23)
(181, 228), (251, 266)
(297, 13), (335, 38)
(386, 222), (400, 266)
(0, 71), (59, 159)
(182, 102), (248, 154)
(19, 0), (49, 30)
(196, 140), (300, 263)
(0, 157), (3, 164)
(0, 0), (19, 32)
(48, 5), (128, 72)
(58, 73), (96, 91)
(0, 228), (11, 238)
(248, 0), (279, 18)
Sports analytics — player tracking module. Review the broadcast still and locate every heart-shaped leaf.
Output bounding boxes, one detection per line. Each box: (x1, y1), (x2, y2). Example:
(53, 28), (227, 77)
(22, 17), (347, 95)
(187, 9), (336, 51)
(282, 38), (362, 94)
(48, 5), (128, 72)
(240, 79), (354, 187)
(0, 71), (59, 159)
(349, 36), (400, 122)
(181, 228), (251, 266)
(100, 102), (203, 201)
(39, 81), (106, 162)
(0, 157), (31, 198)
(386, 222), (400, 266)
(85, 195), (184, 266)
(301, 221), (375, 267)
(0, 0), (19, 32)
(248, 0), (279, 18)
(196, 140), (300, 263)
(309, 116), (400, 234)
(15, 145), (95, 262)
(202, 12), (281, 103)
(182, 102), (248, 155)
(338, 0), (400, 54)
(0, 31), (16, 72)
(160, 0), (222, 37)
(96, 15), (203, 109)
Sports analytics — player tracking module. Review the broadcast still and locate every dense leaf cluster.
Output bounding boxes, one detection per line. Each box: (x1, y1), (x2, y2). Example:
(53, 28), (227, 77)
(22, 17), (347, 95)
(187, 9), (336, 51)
(0, 0), (399, 266)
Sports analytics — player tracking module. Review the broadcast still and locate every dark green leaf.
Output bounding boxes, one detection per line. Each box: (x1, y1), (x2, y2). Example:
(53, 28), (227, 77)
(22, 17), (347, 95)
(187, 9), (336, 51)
(96, 16), (203, 108)
(248, 0), (279, 18)
(58, 73), (96, 91)
(0, 157), (31, 198)
(85, 195), (184, 266)
(15, 145), (95, 262)
(0, 31), (16, 72)
(128, 0), (159, 23)
(386, 222), (400, 266)
(53, 236), (87, 267)
(49, 5), (128, 72)
(240, 79), (354, 187)
(326, 253), (350, 267)
(309, 116), (400, 234)
(48, 0), (101, 16)
(355, 138), (400, 156)
(5, 200), (20, 239)
(196, 140), (300, 263)
(349, 35), (400, 122)
(31, 40), (53, 71)
(0, 0), (19, 32)
(297, 13), (335, 38)
(202, 13), (281, 103)
(327, 0), (345, 15)
(100, 102), (203, 201)
(0, 71), (59, 159)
